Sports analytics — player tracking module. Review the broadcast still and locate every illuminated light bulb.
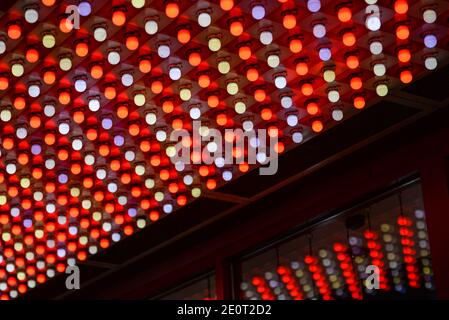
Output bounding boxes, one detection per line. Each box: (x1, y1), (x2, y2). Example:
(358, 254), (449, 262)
(397, 48), (411, 63)
(112, 10), (126, 26)
(25, 8), (39, 23)
(14, 96), (26, 110)
(134, 93), (146, 106)
(323, 69), (335, 82)
(139, 59), (151, 73)
(346, 55), (359, 69)
(42, 33), (56, 48)
(366, 12), (381, 31)
(311, 120), (323, 133)
(332, 108), (344, 121)
(91, 65), (103, 79)
(400, 70), (413, 83)
(151, 80), (163, 94)
(424, 56), (437, 70)
(289, 39), (302, 53)
(220, 0), (233, 11)
(158, 44), (170, 58)
(59, 18), (73, 33)
(342, 32), (356, 46)
(287, 114), (298, 126)
(178, 28), (190, 44)
(307, 102), (319, 115)
(165, 2), (179, 18)
(396, 25), (409, 40)
(318, 47), (331, 61)
(292, 131), (303, 143)
(254, 89), (266, 102)
(227, 81), (239, 95)
(42, 0), (56, 6)
(162, 100), (174, 113)
(353, 96), (365, 109)
(0, 76), (8, 90)
(121, 73), (134, 86)
(259, 30), (273, 45)
(126, 36), (139, 51)
(59, 91), (71, 105)
(313, 24), (326, 38)
(424, 34), (437, 48)
(189, 52), (201, 67)
(198, 74), (210, 88)
(94, 26), (107, 42)
(267, 53), (280, 68)
(423, 9), (437, 24)
(116, 104), (128, 118)
(234, 100), (246, 114)
(145, 20), (158, 35)
(190, 106), (201, 119)
(108, 50), (121, 65)
(376, 83), (389, 96)
(216, 113), (228, 125)
(0, 39), (6, 54)
(274, 75), (287, 89)
(208, 37), (221, 51)
(207, 95), (219, 108)
(394, 0), (408, 14)
(373, 63), (386, 76)
(307, 0), (321, 12)
(78, 1), (92, 16)
(11, 62), (24, 77)
(296, 62), (308, 76)
(26, 48), (39, 63)
(328, 89), (340, 102)
(180, 87), (191, 101)
(8, 24), (21, 40)
(169, 65), (182, 80)
(283, 14), (296, 29)
(281, 96), (293, 109)
(252, 5), (265, 20)
(350, 77), (363, 90)
(28, 84), (40, 97)
(370, 40), (383, 54)
(145, 112), (157, 124)
(88, 98), (100, 111)
(301, 83), (313, 96)
(260, 107), (272, 120)
(218, 60), (230, 74)
(75, 42), (88, 57)
(230, 20), (244, 37)
(198, 12), (211, 27)
(338, 7), (352, 22)
(246, 68), (259, 82)
(59, 56), (72, 71)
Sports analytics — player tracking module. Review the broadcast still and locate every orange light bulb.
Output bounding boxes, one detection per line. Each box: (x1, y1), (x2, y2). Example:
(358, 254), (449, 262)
(166, 3), (179, 18)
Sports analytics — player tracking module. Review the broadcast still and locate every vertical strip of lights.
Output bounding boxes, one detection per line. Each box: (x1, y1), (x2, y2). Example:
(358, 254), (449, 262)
(291, 260), (316, 299)
(318, 248), (346, 299)
(333, 243), (362, 299)
(304, 254), (333, 300)
(250, 275), (276, 300)
(394, 0), (414, 84)
(277, 265), (304, 300)
(379, 222), (407, 293)
(397, 215), (420, 288)
(363, 228), (390, 290)
(414, 210), (434, 290)
(365, 0), (388, 97)
(422, 6), (438, 70)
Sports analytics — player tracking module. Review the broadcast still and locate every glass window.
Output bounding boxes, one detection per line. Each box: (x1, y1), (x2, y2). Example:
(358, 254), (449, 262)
(156, 272), (216, 300)
(238, 180), (435, 300)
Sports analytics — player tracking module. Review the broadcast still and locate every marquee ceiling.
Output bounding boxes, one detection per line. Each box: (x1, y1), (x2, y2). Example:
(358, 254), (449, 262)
(0, 0), (448, 299)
